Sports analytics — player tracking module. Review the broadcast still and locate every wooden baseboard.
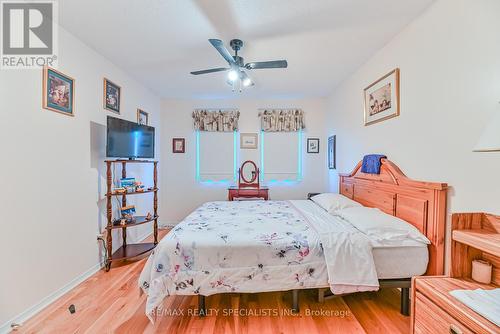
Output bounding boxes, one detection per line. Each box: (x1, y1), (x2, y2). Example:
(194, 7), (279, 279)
(0, 230), (156, 334)
(0, 263), (101, 334)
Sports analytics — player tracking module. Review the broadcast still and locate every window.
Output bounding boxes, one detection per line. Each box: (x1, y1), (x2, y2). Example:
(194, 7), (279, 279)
(196, 131), (237, 183)
(260, 130), (302, 183)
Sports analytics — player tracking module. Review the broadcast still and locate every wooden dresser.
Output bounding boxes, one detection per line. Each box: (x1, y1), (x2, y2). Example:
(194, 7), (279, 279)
(411, 213), (500, 334)
(228, 160), (269, 201)
(228, 185), (269, 201)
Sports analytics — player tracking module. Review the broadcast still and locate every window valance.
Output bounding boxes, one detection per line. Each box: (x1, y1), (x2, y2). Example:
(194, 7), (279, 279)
(192, 109), (240, 132)
(258, 109), (305, 132)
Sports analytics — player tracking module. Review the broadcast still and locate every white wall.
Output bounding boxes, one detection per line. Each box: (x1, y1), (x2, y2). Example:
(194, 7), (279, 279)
(326, 0), (500, 229)
(0, 27), (161, 329)
(160, 98), (328, 223)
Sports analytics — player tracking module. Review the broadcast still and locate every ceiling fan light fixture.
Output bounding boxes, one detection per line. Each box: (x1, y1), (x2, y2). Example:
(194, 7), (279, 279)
(192, 38), (288, 91)
(227, 70), (238, 82)
(242, 77), (252, 87)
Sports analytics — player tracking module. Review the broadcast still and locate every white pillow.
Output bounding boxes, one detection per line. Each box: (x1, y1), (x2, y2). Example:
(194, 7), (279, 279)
(336, 206), (430, 245)
(311, 193), (362, 213)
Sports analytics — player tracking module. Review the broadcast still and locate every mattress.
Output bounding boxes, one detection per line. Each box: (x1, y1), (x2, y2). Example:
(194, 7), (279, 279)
(372, 246), (428, 279)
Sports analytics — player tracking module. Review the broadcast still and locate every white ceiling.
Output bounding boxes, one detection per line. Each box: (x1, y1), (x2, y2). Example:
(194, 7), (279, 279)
(59, 0), (434, 99)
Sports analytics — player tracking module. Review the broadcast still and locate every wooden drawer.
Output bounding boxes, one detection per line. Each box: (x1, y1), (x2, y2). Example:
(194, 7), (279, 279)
(340, 183), (353, 199)
(414, 292), (473, 334)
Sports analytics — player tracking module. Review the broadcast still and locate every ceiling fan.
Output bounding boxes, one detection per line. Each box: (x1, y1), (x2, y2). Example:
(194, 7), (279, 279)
(190, 39), (288, 91)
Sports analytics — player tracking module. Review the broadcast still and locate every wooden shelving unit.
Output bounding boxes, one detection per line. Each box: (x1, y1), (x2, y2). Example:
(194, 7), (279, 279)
(110, 243), (157, 261)
(452, 229), (500, 255)
(107, 188), (158, 197)
(107, 215), (159, 230)
(411, 213), (500, 333)
(104, 159), (159, 271)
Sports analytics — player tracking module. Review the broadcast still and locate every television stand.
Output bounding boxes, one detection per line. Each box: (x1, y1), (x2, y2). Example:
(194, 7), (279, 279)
(103, 159), (159, 271)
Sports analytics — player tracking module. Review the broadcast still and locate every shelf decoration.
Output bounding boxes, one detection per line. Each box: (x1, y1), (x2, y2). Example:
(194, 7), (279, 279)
(258, 109), (305, 132)
(192, 109), (240, 132)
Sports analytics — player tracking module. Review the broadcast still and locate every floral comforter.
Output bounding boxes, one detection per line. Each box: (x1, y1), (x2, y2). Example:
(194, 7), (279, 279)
(139, 200), (378, 319)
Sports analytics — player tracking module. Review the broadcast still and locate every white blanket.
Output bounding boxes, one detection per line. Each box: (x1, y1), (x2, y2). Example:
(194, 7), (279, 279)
(291, 200), (379, 294)
(139, 200), (379, 321)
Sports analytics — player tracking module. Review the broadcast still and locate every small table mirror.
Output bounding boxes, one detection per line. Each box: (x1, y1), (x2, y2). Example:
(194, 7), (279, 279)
(239, 160), (259, 188)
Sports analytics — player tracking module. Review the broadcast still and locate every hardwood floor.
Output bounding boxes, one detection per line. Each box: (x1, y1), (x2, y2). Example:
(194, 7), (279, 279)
(16, 229), (410, 333)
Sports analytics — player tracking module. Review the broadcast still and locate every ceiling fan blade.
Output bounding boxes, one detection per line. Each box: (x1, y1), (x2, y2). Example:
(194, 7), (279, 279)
(190, 67), (229, 75)
(208, 39), (236, 65)
(245, 60), (288, 69)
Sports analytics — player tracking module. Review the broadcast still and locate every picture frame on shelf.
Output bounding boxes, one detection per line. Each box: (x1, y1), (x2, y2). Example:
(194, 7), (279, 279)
(172, 138), (185, 153)
(328, 135), (336, 169)
(307, 138), (320, 153)
(42, 66), (75, 116)
(240, 133), (258, 149)
(103, 78), (121, 114)
(121, 205), (136, 217)
(364, 68), (400, 126)
(137, 109), (148, 125)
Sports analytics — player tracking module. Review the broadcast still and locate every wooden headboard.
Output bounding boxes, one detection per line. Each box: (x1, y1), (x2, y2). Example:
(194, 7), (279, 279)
(339, 159), (448, 275)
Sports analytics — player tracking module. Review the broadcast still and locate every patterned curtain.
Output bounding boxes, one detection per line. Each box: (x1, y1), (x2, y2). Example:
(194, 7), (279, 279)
(258, 109), (305, 132)
(192, 109), (240, 132)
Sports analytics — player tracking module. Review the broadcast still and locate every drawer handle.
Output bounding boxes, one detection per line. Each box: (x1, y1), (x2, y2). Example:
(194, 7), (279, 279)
(449, 324), (462, 334)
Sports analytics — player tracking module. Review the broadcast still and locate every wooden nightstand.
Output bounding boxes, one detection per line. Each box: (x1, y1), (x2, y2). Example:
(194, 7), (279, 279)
(411, 213), (500, 334)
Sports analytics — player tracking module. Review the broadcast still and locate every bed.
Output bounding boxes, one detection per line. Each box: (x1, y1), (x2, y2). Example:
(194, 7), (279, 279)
(139, 159), (447, 320)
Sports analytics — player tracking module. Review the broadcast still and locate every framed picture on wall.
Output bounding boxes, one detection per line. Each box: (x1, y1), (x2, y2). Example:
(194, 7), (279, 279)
(172, 138), (185, 153)
(103, 78), (121, 114)
(328, 135), (336, 169)
(240, 133), (258, 149)
(42, 66), (75, 116)
(364, 68), (400, 126)
(307, 138), (320, 153)
(137, 109), (148, 125)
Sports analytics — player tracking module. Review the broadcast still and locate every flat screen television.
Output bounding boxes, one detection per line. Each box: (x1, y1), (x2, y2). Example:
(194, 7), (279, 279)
(106, 116), (155, 159)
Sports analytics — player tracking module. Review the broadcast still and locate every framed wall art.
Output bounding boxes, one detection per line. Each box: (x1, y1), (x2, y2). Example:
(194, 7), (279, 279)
(42, 66), (75, 116)
(328, 135), (336, 169)
(307, 138), (319, 153)
(103, 78), (121, 114)
(137, 109), (148, 125)
(364, 68), (400, 126)
(240, 133), (258, 149)
(172, 138), (185, 153)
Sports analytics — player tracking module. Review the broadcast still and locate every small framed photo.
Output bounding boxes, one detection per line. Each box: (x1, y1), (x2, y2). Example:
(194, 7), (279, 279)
(137, 109), (148, 125)
(364, 68), (400, 126)
(240, 133), (258, 149)
(307, 138), (320, 153)
(103, 78), (121, 114)
(43, 66), (75, 116)
(172, 138), (185, 153)
(328, 135), (336, 169)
